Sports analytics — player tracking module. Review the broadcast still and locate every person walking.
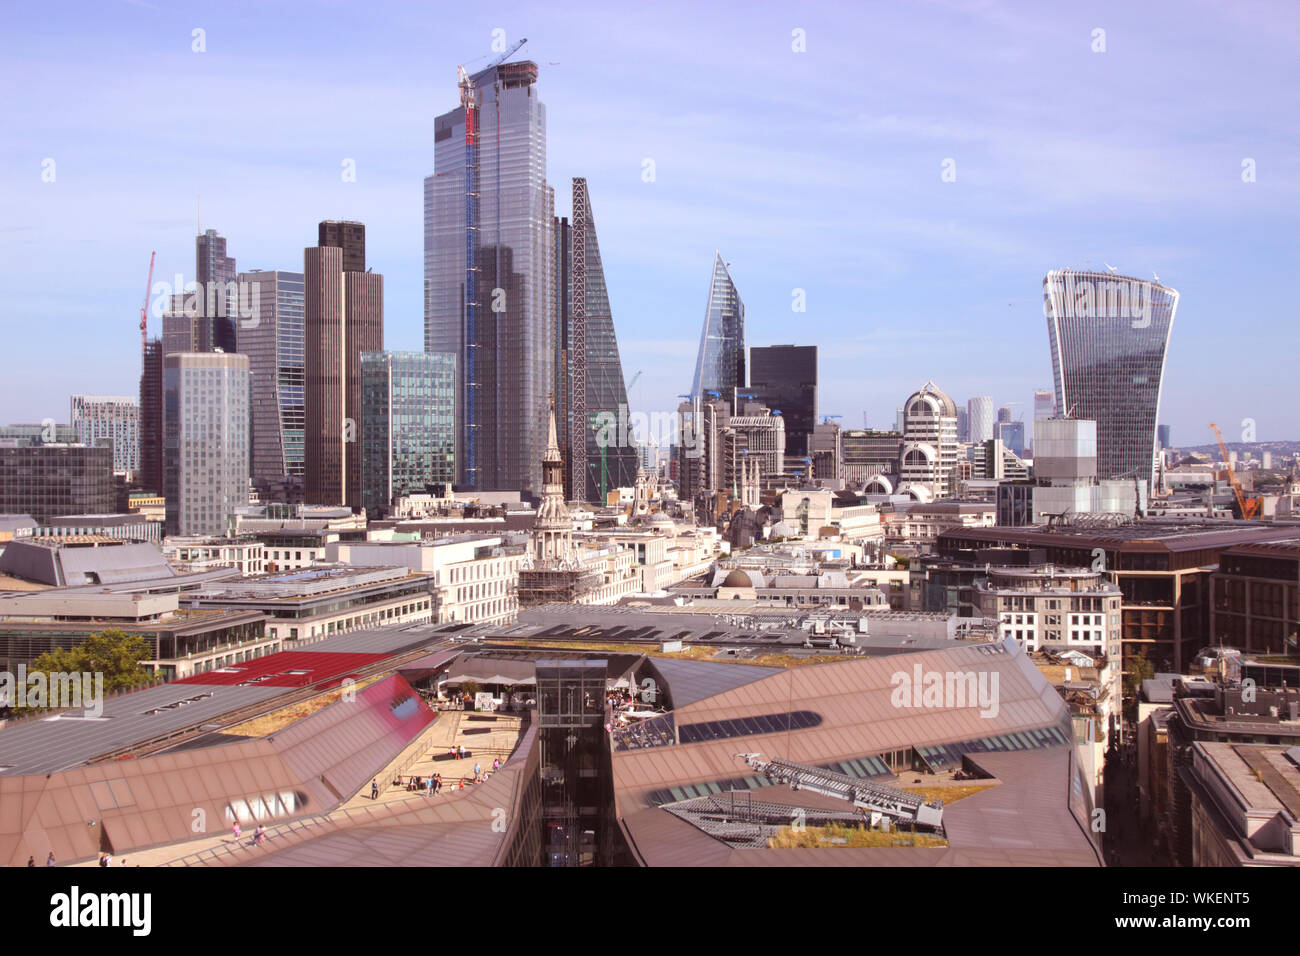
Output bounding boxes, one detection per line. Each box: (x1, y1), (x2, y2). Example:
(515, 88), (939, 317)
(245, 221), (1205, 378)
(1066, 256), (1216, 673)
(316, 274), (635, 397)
(46, 851), (55, 867)
(371, 778), (379, 800)
(254, 824), (266, 846)
(26, 856), (34, 867)
(232, 821), (242, 842)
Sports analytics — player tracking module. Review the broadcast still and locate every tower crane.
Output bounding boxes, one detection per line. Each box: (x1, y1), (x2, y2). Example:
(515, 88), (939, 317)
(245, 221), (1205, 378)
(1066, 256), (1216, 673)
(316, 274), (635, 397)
(1209, 423), (1258, 519)
(139, 251), (156, 352)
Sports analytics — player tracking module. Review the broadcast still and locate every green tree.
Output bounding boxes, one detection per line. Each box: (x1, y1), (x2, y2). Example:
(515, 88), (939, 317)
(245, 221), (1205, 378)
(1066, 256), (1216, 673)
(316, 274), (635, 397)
(31, 628), (153, 694)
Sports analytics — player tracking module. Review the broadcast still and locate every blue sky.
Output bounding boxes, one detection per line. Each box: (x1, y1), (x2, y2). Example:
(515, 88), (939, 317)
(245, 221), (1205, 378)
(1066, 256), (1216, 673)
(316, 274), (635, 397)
(1, 0), (1297, 445)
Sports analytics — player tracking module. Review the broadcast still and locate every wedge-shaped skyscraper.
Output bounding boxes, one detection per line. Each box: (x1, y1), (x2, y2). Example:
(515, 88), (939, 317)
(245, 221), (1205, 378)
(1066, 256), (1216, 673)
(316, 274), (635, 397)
(555, 178), (638, 502)
(1044, 269), (1178, 491)
(691, 252), (745, 399)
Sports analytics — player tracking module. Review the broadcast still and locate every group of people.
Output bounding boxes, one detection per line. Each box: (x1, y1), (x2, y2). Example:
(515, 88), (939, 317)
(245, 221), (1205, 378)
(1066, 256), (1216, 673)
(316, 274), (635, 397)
(377, 750), (505, 797)
(25, 852), (56, 867)
(395, 772), (444, 795)
(96, 854), (127, 866)
(230, 821), (267, 846)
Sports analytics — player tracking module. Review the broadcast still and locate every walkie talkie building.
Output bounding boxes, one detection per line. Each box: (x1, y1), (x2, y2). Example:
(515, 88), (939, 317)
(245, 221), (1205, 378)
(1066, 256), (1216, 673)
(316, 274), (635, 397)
(1044, 269), (1178, 492)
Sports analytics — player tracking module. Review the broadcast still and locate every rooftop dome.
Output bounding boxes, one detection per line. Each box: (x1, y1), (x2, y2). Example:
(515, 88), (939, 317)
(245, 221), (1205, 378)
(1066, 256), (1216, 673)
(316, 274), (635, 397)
(721, 569), (755, 589)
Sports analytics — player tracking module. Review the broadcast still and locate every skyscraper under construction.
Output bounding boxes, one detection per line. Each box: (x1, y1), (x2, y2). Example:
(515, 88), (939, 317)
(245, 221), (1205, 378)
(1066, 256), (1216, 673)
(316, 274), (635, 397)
(425, 57), (555, 494)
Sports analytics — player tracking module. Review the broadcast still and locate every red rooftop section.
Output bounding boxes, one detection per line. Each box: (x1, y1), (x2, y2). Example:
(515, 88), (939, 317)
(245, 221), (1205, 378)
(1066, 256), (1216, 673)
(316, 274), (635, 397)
(176, 651), (390, 689)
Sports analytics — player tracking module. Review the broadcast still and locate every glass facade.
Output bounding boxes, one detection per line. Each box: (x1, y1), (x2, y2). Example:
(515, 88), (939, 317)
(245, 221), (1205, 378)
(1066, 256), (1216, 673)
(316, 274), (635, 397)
(749, 345), (817, 458)
(359, 351), (456, 514)
(0, 445), (114, 522)
(425, 61), (554, 493)
(1044, 269), (1178, 490)
(691, 252), (745, 399)
(559, 178), (638, 500)
(196, 229), (237, 354)
(236, 270), (305, 485)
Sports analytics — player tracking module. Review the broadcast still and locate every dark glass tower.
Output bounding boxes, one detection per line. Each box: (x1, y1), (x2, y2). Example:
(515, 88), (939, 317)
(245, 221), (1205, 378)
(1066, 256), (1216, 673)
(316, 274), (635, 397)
(425, 59), (554, 493)
(1044, 269), (1178, 491)
(556, 178), (637, 501)
(196, 228), (237, 354)
(749, 344), (817, 458)
(138, 337), (164, 494)
(691, 252), (745, 399)
(318, 221), (366, 274)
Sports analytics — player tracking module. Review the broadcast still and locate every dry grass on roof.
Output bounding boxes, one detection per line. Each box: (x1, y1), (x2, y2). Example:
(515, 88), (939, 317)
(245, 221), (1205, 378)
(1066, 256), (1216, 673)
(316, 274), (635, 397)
(899, 783), (996, 805)
(222, 674), (386, 737)
(480, 638), (844, 669)
(769, 823), (948, 849)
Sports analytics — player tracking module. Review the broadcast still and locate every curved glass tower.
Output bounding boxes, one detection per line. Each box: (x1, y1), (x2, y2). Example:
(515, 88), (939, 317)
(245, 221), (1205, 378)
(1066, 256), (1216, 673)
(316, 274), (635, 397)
(691, 252), (745, 399)
(1044, 269), (1178, 491)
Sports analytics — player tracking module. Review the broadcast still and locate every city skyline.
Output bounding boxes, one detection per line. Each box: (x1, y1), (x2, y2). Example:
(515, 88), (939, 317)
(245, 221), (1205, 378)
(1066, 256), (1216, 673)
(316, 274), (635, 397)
(1, 2), (1296, 448)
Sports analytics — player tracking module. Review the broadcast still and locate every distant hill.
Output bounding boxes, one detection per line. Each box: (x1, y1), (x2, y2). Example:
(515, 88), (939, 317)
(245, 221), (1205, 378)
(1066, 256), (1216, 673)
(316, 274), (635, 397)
(1175, 440), (1300, 458)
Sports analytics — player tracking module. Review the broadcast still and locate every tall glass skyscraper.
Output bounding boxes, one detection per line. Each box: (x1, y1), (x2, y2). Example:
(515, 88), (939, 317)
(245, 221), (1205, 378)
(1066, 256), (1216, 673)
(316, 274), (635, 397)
(1044, 269), (1178, 490)
(691, 252), (745, 399)
(360, 351), (456, 515)
(196, 228), (237, 354)
(425, 60), (554, 493)
(236, 269), (305, 490)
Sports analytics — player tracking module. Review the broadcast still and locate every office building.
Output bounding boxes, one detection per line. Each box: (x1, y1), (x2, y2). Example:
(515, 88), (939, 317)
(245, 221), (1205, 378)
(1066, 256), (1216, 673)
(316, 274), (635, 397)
(723, 402), (785, 492)
(317, 221), (366, 273)
(995, 419), (1025, 458)
(1044, 269), (1178, 490)
(690, 252), (745, 399)
(163, 352), (250, 536)
(70, 395), (139, 475)
(304, 225), (383, 509)
(0, 444), (114, 522)
(900, 381), (959, 499)
(842, 429), (902, 484)
(138, 338), (164, 493)
(236, 269), (306, 492)
(554, 178), (638, 501)
(1158, 424), (1171, 450)
(1033, 388), (1054, 449)
(359, 350), (456, 515)
(967, 396), (994, 445)
(426, 59), (554, 493)
(749, 344), (816, 458)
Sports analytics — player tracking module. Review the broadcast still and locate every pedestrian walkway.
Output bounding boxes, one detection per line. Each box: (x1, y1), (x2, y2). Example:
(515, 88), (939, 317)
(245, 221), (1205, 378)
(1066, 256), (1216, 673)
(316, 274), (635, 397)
(71, 710), (528, 867)
(343, 711), (523, 810)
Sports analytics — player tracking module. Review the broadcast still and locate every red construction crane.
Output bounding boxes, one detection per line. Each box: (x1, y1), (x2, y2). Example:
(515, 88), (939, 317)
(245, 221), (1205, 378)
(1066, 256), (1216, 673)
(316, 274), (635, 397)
(1209, 422), (1258, 519)
(139, 250), (156, 352)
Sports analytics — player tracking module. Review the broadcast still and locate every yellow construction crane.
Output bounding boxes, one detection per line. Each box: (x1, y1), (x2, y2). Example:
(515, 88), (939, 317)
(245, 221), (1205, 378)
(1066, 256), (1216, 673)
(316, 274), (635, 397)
(1209, 423), (1258, 519)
